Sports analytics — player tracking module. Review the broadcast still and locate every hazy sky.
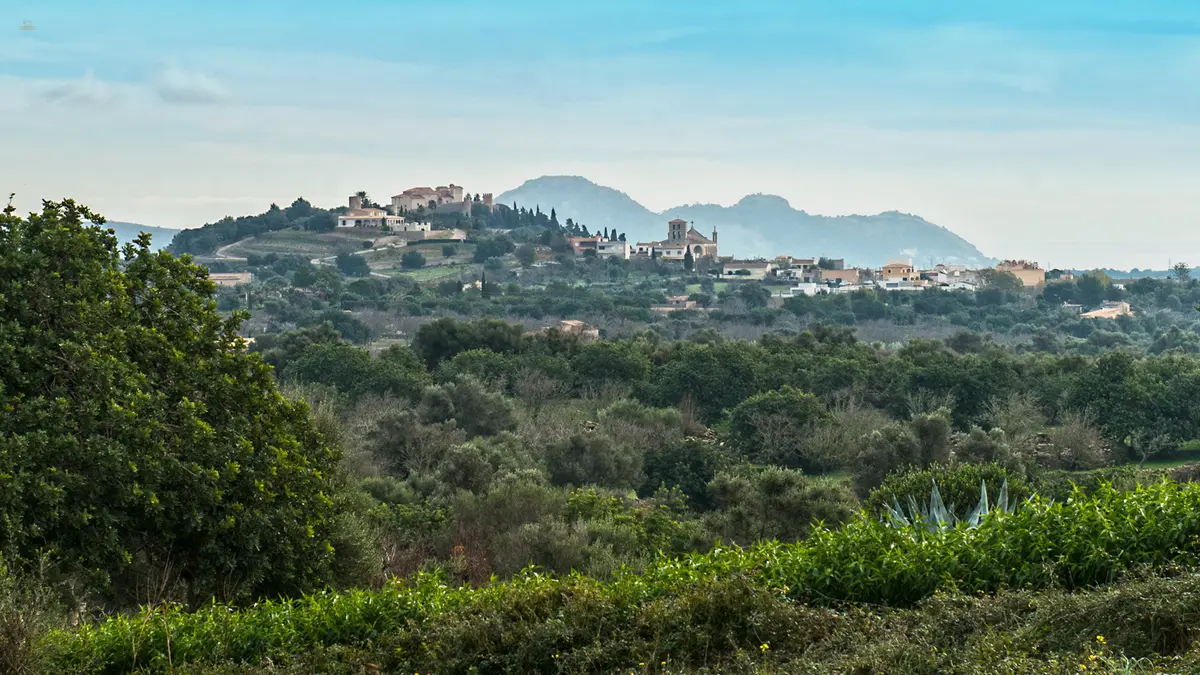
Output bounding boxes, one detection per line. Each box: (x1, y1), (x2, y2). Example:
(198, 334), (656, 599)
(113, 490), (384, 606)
(4, 1), (1200, 269)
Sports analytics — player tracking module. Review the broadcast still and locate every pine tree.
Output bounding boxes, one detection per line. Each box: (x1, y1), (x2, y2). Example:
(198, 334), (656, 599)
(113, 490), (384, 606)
(481, 270), (491, 298)
(550, 208), (559, 228)
(603, 227), (609, 240)
(619, 232), (626, 242)
(684, 247), (695, 272)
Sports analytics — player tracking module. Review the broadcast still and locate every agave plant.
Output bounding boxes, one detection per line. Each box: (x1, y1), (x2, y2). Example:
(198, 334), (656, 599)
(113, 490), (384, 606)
(883, 478), (1016, 533)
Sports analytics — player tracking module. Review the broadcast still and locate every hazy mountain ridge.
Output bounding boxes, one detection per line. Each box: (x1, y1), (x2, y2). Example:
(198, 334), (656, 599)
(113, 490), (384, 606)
(499, 176), (994, 267)
(105, 221), (180, 251)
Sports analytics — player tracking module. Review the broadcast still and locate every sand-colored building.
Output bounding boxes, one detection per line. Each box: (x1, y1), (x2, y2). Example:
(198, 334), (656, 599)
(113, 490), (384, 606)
(996, 260), (1047, 288)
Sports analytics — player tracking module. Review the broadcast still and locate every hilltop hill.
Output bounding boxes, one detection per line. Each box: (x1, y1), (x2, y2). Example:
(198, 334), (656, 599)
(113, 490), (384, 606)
(499, 176), (993, 267)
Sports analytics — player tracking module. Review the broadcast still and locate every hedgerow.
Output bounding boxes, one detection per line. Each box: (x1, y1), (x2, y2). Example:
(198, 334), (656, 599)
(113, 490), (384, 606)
(44, 480), (1200, 673)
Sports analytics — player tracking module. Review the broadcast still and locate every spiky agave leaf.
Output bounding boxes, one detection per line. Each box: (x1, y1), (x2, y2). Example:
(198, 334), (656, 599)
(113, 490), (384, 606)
(965, 479), (989, 528)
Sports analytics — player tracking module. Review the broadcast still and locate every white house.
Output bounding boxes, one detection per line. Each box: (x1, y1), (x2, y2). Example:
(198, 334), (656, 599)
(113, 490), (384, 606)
(770, 282), (824, 298)
(597, 239), (631, 259)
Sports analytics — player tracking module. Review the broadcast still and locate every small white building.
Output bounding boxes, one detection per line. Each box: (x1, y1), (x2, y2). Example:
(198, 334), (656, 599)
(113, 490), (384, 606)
(771, 282), (823, 298)
(597, 239), (631, 259)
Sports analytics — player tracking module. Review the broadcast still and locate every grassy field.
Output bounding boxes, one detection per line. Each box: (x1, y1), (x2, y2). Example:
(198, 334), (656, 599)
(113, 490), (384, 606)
(686, 282), (729, 294)
(220, 229), (385, 258)
(378, 264), (474, 283)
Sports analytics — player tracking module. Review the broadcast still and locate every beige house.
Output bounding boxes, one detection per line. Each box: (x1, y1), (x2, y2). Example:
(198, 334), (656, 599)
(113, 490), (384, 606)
(1081, 301), (1133, 319)
(652, 295), (698, 313)
(337, 195), (407, 229)
(881, 260), (916, 283)
(996, 260), (1047, 288)
(209, 272), (253, 287)
(722, 260), (773, 280)
(819, 268), (862, 286)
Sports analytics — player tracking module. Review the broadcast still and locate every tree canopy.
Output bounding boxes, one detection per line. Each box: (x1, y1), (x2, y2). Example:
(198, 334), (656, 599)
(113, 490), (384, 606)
(0, 200), (342, 604)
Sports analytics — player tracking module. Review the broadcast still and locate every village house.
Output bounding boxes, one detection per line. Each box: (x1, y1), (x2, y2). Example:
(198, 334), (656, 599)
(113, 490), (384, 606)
(209, 272), (253, 287)
(996, 260), (1047, 288)
(722, 260), (774, 280)
(337, 195), (408, 230)
(526, 319), (600, 342)
(569, 236), (631, 259)
(880, 259), (917, 283)
(772, 257), (820, 282)
(652, 295), (698, 313)
(1081, 300), (1133, 320)
(819, 268), (862, 286)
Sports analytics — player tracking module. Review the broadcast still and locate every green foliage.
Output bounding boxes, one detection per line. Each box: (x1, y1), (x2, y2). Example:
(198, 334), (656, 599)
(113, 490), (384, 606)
(545, 434), (643, 491)
(418, 377), (516, 438)
(53, 480), (1200, 673)
(249, 322), (347, 370)
(0, 200), (341, 604)
(852, 409), (953, 494)
(866, 463), (1032, 516)
(400, 250), (425, 269)
(334, 252), (370, 277)
(706, 467), (857, 545)
(284, 343), (429, 403)
(727, 386), (828, 469)
(411, 317), (524, 370)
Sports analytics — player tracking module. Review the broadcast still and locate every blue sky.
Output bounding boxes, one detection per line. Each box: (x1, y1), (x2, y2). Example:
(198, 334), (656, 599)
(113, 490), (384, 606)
(4, 0), (1200, 268)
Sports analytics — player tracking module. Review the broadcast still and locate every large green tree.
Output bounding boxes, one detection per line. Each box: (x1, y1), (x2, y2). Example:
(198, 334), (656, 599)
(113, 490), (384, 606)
(0, 200), (342, 605)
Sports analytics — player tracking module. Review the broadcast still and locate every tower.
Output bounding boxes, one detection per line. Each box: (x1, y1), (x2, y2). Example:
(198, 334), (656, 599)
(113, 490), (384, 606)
(349, 195), (363, 211)
(668, 218), (687, 242)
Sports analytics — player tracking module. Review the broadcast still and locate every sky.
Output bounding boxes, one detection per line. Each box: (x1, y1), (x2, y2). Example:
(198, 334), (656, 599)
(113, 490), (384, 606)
(3, 1), (1200, 269)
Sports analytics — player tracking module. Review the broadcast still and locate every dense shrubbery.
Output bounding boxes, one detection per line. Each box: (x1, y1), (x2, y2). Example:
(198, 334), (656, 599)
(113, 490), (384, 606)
(44, 481), (1200, 672)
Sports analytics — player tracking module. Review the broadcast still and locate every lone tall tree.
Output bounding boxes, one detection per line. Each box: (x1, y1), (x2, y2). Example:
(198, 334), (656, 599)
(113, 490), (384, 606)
(684, 247), (695, 272)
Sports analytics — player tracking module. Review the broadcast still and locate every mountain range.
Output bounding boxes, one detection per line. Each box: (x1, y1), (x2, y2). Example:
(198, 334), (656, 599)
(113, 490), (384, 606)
(497, 176), (993, 267)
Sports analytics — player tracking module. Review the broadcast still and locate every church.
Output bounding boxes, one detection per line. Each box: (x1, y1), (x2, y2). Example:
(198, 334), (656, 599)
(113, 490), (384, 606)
(633, 219), (719, 260)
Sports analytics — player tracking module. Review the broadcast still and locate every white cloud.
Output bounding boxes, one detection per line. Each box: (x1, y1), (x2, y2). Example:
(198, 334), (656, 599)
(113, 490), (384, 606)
(153, 63), (229, 104)
(37, 69), (120, 107)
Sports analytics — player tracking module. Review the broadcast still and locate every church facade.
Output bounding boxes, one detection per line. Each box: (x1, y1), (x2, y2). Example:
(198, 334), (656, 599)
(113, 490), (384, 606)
(634, 219), (718, 260)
